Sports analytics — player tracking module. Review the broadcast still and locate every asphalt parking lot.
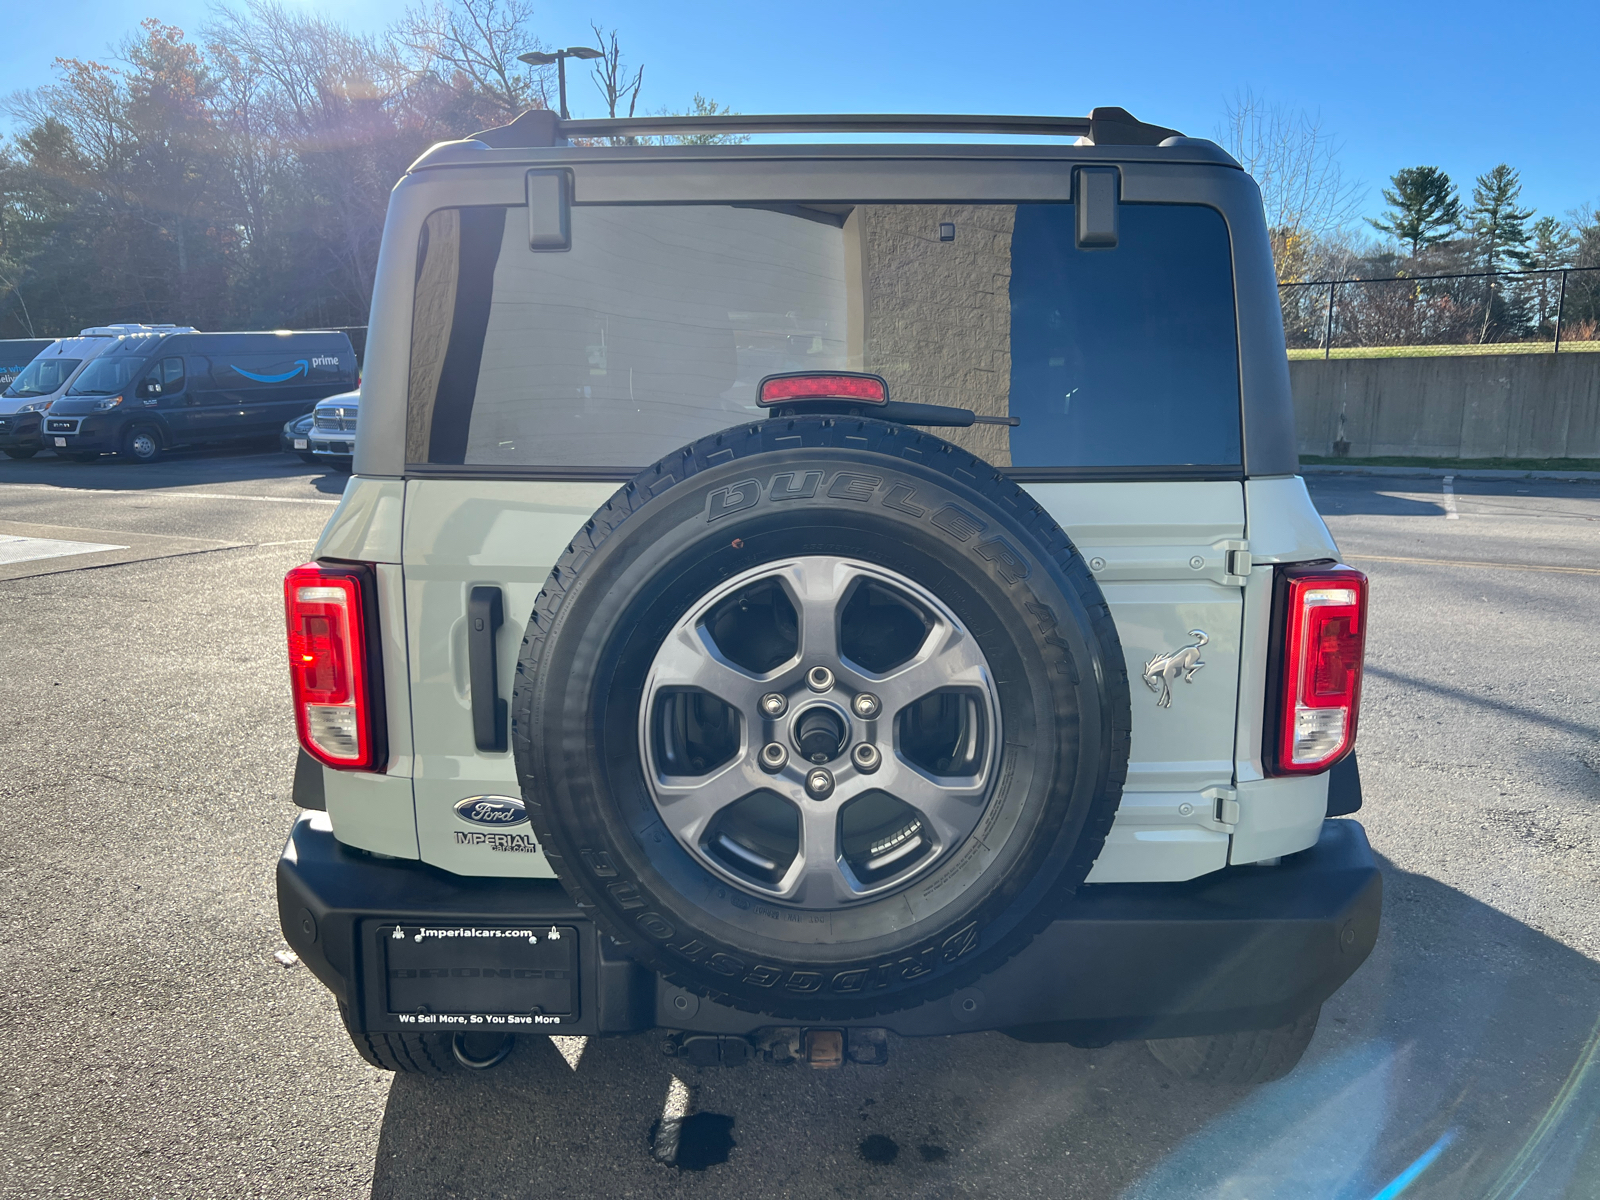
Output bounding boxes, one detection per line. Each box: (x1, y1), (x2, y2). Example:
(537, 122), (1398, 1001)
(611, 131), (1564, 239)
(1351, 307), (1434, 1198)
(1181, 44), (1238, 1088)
(2, 450), (1599, 1199)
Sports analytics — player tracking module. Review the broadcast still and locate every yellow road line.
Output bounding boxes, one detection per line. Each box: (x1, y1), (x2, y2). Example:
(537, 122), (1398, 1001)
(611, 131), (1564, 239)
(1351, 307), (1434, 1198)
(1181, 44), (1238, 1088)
(1345, 553), (1600, 576)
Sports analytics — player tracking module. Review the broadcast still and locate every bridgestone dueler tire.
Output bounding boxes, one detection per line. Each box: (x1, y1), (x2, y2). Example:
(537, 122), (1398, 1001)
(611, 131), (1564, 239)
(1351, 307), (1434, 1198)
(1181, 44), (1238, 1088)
(512, 416), (1132, 1020)
(1145, 1007), (1322, 1085)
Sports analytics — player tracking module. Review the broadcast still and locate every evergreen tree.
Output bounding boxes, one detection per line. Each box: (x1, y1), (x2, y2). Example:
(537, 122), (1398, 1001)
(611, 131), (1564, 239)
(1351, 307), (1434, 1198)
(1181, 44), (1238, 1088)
(1468, 164), (1536, 341)
(1469, 164), (1535, 273)
(1528, 215), (1575, 269)
(1368, 166), (1460, 255)
(1526, 216), (1576, 336)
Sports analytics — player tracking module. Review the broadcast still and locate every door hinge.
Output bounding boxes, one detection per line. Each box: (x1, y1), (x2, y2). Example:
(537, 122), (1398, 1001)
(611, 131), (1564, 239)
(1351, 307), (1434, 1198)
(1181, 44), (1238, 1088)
(1220, 540), (1251, 586)
(1203, 785), (1240, 826)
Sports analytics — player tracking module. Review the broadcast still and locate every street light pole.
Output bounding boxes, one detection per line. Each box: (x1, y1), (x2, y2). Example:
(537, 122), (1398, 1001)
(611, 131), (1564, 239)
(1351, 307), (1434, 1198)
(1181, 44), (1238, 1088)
(518, 46), (605, 121)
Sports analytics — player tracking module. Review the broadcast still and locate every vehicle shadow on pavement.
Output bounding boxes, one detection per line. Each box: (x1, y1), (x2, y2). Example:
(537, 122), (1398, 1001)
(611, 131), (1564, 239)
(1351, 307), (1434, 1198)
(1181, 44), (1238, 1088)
(1307, 474), (1600, 519)
(0, 447), (350, 494)
(366, 856), (1600, 1199)
(1366, 666), (1600, 744)
(1303, 480), (1449, 518)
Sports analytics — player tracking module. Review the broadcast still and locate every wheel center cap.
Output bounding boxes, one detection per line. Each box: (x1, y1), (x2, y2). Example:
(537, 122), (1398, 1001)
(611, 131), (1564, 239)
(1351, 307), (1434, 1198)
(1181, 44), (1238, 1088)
(793, 705), (847, 764)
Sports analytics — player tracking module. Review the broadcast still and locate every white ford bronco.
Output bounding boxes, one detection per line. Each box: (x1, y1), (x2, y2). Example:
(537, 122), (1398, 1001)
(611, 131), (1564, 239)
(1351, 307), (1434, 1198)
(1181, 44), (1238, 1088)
(276, 108), (1378, 1085)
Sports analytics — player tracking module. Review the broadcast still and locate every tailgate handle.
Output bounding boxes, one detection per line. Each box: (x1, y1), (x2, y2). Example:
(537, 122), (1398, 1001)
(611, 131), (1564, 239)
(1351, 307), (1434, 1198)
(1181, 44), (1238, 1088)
(468, 586), (507, 753)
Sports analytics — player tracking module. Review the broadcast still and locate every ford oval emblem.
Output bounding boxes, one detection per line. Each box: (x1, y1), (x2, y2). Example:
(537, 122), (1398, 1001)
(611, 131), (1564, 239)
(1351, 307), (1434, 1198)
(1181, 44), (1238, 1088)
(453, 795), (528, 827)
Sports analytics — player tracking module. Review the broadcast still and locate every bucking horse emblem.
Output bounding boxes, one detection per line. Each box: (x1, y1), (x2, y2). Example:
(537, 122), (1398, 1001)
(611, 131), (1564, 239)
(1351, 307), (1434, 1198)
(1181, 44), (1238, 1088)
(1142, 630), (1208, 708)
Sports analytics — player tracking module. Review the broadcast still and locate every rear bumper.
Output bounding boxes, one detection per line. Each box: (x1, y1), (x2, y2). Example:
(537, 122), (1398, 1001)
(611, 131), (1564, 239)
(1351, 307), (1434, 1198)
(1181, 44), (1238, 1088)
(277, 813), (1380, 1042)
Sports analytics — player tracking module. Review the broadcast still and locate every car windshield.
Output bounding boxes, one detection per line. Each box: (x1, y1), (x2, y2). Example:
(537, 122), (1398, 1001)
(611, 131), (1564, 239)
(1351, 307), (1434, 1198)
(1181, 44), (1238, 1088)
(4, 357), (82, 398)
(406, 201), (1242, 474)
(68, 355), (147, 396)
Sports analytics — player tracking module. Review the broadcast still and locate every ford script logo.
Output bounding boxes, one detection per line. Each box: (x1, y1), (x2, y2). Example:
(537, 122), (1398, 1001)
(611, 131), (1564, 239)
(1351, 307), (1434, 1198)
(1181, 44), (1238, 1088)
(453, 796), (528, 827)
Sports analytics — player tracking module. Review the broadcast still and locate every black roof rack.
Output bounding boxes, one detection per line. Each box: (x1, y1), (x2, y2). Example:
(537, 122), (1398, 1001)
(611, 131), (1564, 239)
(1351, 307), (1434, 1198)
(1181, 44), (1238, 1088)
(469, 107), (1182, 150)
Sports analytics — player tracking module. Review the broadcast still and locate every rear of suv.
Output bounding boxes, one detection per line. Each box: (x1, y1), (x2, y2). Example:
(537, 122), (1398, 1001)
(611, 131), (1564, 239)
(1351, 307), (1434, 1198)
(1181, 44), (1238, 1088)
(276, 108), (1378, 1085)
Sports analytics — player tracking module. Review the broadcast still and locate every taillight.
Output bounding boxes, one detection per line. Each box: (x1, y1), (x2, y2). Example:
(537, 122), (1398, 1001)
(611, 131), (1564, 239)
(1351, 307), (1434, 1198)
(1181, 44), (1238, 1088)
(1267, 565), (1367, 775)
(284, 562), (385, 771)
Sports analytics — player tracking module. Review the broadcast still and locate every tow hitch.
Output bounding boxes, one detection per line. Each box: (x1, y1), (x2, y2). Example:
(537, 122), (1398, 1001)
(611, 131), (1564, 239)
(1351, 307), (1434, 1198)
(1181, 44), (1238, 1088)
(663, 1027), (889, 1068)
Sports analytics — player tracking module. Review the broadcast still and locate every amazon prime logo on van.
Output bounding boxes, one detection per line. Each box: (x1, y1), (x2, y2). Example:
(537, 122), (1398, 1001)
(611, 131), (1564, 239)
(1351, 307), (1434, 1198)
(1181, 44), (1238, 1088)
(232, 360), (308, 383)
(454, 795), (528, 827)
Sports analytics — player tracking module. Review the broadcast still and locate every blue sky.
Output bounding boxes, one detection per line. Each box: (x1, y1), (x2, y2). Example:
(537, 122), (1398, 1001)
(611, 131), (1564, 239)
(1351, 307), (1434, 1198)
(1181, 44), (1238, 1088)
(6, 0), (1598, 230)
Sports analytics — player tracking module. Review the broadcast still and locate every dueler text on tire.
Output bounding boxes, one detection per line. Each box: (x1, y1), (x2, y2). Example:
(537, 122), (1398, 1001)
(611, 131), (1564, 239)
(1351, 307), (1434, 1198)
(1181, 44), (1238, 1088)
(512, 416), (1132, 1020)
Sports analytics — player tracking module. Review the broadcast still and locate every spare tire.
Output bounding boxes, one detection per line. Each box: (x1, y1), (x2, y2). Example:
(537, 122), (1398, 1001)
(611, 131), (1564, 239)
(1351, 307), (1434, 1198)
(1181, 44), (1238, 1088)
(512, 416), (1131, 1019)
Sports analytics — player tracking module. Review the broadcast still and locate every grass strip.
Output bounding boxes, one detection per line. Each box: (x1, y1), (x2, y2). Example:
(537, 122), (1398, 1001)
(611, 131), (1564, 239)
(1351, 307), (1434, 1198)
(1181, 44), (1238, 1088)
(1287, 342), (1600, 361)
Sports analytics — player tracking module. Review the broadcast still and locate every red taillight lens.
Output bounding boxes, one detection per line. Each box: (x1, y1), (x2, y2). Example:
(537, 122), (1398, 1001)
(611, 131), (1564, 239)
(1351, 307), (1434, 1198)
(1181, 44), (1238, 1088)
(757, 372), (889, 406)
(1269, 565), (1368, 775)
(285, 562), (384, 771)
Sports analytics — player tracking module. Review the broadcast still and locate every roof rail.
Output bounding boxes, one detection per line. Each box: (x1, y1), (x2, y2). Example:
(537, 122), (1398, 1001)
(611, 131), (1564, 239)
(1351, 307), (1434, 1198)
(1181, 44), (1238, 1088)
(469, 107), (1181, 150)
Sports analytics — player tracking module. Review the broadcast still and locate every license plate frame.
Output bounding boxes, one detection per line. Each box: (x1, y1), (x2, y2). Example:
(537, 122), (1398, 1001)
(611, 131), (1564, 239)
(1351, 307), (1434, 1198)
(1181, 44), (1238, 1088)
(379, 923), (577, 1030)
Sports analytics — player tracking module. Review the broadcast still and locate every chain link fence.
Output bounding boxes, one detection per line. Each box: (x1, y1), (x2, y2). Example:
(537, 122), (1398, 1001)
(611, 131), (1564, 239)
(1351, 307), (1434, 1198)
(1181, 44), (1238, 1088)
(1278, 267), (1600, 359)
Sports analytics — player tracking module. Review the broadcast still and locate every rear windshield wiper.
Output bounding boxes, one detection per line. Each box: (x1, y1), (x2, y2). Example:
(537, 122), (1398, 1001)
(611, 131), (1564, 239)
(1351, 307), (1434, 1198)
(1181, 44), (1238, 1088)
(875, 400), (1019, 428)
(754, 373), (1018, 429)
(763, 398), (1018, 428)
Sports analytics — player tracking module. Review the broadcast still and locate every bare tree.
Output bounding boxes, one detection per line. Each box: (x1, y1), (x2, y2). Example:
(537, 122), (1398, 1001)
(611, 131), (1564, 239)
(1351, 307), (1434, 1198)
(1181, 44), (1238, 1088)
(6, 57), (135, 192)
(1216, 91), (1364, 281)
(588, 23), (643, 120)
(391, 0), (551, 120)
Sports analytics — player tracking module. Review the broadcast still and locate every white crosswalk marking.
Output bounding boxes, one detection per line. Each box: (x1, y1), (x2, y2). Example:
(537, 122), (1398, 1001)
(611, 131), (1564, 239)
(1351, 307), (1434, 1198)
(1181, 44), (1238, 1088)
(0, 535), (128, 565)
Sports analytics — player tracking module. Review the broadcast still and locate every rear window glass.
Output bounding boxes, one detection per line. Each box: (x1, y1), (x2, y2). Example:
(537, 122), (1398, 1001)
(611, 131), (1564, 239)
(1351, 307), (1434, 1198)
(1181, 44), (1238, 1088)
(407, 201), (1240, 473)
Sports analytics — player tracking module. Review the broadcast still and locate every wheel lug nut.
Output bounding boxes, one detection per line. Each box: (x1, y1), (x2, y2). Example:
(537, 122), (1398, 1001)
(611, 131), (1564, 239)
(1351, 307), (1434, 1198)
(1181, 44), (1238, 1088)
(760, 742), (789, 772)
(805, 768), (834, 798)
(851, 743), (881, 773)
(807, 666), (835, 693)
(852, 693), (881, 719)
(759, 692), (788, 718)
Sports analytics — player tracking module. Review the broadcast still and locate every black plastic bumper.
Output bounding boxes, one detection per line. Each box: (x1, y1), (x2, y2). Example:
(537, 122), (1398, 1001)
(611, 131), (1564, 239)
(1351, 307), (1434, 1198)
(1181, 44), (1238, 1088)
(277, 815), (1381, 1042)
(0, 412), (43, 449)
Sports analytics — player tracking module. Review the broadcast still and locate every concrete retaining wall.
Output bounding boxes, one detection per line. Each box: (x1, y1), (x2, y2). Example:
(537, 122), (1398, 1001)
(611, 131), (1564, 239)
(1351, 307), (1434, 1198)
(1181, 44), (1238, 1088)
(1289, 353), (1600, 459)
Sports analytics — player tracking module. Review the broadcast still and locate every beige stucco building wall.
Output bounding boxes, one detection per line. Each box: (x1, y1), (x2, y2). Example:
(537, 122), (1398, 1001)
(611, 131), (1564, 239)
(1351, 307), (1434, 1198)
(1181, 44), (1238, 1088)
(848, 205), (1016, 465)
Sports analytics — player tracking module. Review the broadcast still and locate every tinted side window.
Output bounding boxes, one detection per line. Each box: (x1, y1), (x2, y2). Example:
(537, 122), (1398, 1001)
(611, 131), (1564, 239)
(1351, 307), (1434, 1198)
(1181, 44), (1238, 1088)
(1008, 204), (1241, 469)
